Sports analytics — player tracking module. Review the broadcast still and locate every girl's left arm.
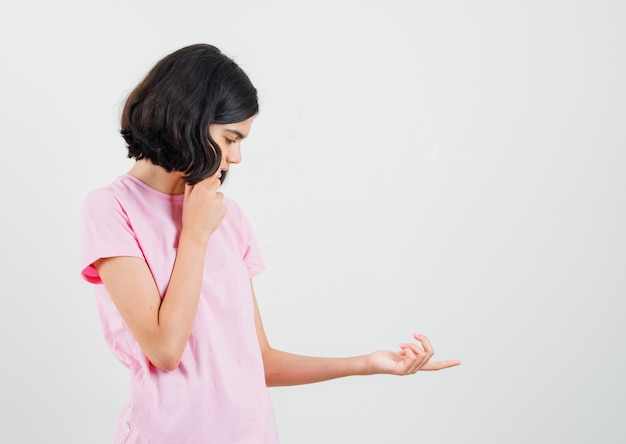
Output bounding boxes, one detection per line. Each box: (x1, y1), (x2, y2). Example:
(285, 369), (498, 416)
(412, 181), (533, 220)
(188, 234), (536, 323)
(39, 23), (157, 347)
(250, 282), (461, 387)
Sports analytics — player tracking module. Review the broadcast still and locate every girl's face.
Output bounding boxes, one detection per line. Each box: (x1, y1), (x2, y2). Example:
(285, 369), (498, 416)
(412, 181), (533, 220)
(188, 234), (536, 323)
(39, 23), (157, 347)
(209, 116), (255, 176)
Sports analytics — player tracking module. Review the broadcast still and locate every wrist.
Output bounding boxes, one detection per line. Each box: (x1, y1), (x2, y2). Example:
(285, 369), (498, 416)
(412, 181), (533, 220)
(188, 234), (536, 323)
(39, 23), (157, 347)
(357, 354), (374, 376)
(178, 230), (211, 248)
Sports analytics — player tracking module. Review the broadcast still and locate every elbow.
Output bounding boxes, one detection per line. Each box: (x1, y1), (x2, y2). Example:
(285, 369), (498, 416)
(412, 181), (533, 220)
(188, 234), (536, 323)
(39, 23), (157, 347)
(149, 345), (183, 372)
(154, 357), (181, 372)
(261, 347), (280, 386)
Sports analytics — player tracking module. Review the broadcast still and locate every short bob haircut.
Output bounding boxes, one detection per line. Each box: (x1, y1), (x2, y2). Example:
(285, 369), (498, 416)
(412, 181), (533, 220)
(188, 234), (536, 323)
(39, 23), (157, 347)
(121, 44), (259, 185)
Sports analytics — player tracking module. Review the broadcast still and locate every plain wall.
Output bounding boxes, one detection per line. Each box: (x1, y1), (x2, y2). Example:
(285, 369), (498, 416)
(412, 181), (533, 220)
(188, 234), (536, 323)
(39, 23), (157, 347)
(1, 0), (624, 442)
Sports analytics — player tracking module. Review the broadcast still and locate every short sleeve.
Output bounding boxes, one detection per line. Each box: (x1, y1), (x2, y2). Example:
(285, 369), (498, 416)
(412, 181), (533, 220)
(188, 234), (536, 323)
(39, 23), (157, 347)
(227, 200), (265, 279)
(79, 189), (144, 284)
(243, 225), (265, 279)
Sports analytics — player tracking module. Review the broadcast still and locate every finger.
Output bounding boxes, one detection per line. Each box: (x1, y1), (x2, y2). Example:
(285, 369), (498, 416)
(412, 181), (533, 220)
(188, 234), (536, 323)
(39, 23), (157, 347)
(422, 360), (462, 371)
(206, 172), (223, 186)
(399, 342), (423, 357)
(212, 168), (224, 182)
(413, 332), (433, 351)
(413, 333), (435, 360)
(192, 175), (222, 195)
(212, 172), (225, 192)
(399, 345), (427, 374)
(404, 335), (438, 372)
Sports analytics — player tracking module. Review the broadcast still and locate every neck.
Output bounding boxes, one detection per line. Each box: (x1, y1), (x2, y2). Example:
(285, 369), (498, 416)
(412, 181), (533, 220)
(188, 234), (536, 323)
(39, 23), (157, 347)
(128, 159), (186, 195)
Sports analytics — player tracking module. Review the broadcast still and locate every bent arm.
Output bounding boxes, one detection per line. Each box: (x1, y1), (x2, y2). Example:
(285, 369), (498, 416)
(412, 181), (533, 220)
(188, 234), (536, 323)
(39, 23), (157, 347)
(95, 233), (209, 371)
(251, 283), (460, 387)
(94, 175), (225, 372)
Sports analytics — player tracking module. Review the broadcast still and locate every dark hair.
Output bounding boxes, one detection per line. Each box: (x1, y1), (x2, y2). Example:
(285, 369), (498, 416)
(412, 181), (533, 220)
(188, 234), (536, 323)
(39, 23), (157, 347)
(120, 44), (259, 185)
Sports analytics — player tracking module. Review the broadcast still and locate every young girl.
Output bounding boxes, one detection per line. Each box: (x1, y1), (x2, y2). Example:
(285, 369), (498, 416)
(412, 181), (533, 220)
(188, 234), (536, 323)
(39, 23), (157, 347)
(80, 43), (460, 443)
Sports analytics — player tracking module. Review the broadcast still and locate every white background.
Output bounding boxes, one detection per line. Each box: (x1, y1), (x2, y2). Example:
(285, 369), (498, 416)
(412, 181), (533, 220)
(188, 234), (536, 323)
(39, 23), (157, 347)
(1, 1), (624, 443)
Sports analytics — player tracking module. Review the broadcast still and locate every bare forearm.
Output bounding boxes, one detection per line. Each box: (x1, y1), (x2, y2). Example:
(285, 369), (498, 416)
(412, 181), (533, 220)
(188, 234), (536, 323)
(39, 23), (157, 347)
(263, 348), (371, 387)
(152, 236), (207, 367)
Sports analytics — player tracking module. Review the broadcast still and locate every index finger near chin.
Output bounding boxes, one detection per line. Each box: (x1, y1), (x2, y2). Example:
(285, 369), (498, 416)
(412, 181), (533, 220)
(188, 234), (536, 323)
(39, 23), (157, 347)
(196, 176), (220, 192)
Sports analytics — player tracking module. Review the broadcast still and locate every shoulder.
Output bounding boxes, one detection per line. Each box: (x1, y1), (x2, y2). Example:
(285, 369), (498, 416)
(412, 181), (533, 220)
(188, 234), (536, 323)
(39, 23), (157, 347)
(81, 176), (142, 222)
(221, 196), (257, 237)
(81, 181), (122, 211)
(223, 196), (243, 215)
(82, 176), (128, 207)
(222, 196), (246, 227)
(81, 175), (157, 212)
(223, 197), (257, 226)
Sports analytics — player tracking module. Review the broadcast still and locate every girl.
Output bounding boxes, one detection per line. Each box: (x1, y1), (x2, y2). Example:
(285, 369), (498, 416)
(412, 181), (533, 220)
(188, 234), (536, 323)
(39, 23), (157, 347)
(80, 43), (460, 444)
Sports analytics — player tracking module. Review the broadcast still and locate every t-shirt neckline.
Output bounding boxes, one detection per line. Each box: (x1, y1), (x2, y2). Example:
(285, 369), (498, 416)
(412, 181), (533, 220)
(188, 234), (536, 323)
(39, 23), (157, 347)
(122, 174), (185, 202)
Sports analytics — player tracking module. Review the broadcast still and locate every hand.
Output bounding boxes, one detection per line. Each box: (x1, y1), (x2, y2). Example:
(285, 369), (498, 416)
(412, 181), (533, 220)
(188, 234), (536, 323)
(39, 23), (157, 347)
(365, 332), (460, 376)
(181, 172), (226, 243)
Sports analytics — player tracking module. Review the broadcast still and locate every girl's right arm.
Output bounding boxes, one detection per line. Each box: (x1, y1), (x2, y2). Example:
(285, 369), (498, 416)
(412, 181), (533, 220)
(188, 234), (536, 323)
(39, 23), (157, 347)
(94, 175), (225, 371)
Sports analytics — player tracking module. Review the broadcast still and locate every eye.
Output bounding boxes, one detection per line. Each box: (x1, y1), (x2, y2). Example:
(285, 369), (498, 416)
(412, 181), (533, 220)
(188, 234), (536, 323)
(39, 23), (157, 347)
(226, 138), (237, 145)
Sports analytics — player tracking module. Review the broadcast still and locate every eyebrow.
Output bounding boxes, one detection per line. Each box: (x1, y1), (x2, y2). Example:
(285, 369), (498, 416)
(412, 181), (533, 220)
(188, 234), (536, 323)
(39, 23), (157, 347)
(225, 129), (247, 140)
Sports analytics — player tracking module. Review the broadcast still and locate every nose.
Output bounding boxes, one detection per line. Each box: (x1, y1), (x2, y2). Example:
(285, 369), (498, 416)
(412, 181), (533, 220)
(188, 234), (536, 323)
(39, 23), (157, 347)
(226, 143), (241, 164)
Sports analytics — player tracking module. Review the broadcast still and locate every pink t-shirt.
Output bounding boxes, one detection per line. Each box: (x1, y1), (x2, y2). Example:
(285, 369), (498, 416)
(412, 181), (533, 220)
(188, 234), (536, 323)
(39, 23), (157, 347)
(80, 174), (279, 443)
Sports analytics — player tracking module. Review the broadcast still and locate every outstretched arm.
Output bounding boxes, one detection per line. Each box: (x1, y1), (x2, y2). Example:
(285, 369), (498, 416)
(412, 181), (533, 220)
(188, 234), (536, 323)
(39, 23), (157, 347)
(251, 283), (461, 387)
